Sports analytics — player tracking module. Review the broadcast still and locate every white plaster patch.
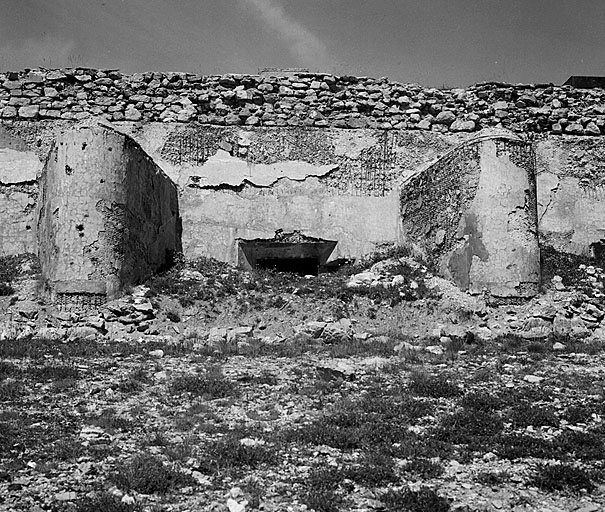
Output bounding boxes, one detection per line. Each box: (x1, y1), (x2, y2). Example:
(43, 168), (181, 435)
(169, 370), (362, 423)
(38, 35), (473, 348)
(183, 150), (338, 188)
(0, 148), (41, 184)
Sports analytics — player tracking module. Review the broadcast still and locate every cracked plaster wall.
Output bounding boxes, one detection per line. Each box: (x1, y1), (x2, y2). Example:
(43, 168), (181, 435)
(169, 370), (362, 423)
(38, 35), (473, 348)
(113, 124), (465, 263)
(2, 118), (604, 294)
(0, 124), (42, 254)
(536, 137), (605, 255)
(401, 135), (540, 298)
(37, 124), (180, 298)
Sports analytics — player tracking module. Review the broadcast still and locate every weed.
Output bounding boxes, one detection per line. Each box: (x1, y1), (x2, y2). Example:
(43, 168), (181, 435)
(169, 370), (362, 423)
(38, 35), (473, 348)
(380, 487), (450, 512)
(0, 379), (23, 401)
(300, 466), (345, 512)
(284, 392), (435, 452)
(408, 371), (462, 399)
(433, 409), (503, 449)
(169, 367), (238, 399)
(401, 458), (444, 479)
(50, 437), (85, 461)
(0, 361), (19, 378)
(196, 433), (278, 475)
(117, 365), (151, 393)
(343, 451), (398, 486)
(164, 440), (195, 462)
(507, 402), (559, 428)
(556, 430), (605, 461)
(530, 463), (595, 493)
(29, 364), (80, 382)
(475, 469), (512, 485)
(563, 405), (594, 424)
(88, 409), (136, 433)
(112, 452), (195, 494)
(459, 391), (503, 412)
(74, 491), (139, 512)
(495, 434), (559, 460)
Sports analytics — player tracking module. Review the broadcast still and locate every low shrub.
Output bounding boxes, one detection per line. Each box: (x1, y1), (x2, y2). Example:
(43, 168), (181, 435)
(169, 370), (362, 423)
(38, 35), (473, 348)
(380, 487), (450, 512)
(408, 371), (462, 399)
(530, 463), (595, 493)
(112, 453), (195, 494)
(169, 367), (239, 399)
(196, 433), (278, 475)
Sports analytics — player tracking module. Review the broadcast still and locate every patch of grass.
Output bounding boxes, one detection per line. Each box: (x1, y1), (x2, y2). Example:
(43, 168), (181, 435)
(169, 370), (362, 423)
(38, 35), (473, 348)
(327, 336), (398, 358)
(530, 463), (595, 493)
(495, 434), (559, 460)
(343, 451), (399, 486)
(400, 458), (444, 479)
(284, 392), (434, 451)
(196, 433), (278, 475)
(459, 391), (503, 412)
(433, 409), (504, 450)
(507, 402), (559, 428)
(0, 361), (19, 378)
(0, 338), (141, 360)
(163, 436), (197, 462)
(49, 437), (85, 461)
(117, 365), (151, 393)
(88, 409), (136, 434)
(408, 371), (462, 399)
(112, 452), (195, 494)
(563, 405), (595, 424)
(380, 487), (450, 512)
(0, 379), (23, 401)
(300, 466), (346, 512)
(475, 469), (512, 485)
(169, 367), (238, 399)
(29, 363), (80, 382)
(556, 430), (605, 461)
(74, 491), (140, 512)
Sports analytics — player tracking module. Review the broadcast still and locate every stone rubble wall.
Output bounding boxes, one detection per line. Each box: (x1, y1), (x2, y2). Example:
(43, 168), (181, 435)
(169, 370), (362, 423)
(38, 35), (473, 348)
(2, 68), (605, 136)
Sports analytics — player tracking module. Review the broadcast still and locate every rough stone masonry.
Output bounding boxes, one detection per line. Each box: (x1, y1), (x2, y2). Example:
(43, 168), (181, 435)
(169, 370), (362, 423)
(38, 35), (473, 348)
(1, 67), (605, 300)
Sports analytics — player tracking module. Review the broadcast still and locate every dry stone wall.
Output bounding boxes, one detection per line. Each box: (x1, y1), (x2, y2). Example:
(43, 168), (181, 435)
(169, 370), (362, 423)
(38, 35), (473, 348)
(2, 68), (605, 136)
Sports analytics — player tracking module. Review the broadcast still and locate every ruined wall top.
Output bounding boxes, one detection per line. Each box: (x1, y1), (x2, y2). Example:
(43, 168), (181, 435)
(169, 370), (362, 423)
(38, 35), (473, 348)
(1, 67), (605, 136)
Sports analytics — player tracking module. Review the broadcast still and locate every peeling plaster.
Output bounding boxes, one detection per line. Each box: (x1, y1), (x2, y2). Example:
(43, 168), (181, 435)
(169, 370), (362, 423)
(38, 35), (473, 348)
(182, 149), (338, 188)
(0, 148), (41, 184)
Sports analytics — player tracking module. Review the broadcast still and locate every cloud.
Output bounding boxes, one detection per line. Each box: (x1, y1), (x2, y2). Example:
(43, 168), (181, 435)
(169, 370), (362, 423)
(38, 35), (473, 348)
(0, 35), (77, 70)
(240, 0), (331, 70)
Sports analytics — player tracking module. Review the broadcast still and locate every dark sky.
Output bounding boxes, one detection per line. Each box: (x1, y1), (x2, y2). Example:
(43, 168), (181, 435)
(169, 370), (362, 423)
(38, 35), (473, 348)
(1, 0), (603, 87)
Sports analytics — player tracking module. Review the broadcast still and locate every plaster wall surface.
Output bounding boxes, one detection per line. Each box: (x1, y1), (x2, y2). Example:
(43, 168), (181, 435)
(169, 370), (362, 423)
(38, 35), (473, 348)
(37, 124), (180, 298)
(114, 124), (463, 263)
(401, 134), (540, 298)
(0, 119), (603, 290)
(0, 125), (41, 254)
(536, 137), (605, 255)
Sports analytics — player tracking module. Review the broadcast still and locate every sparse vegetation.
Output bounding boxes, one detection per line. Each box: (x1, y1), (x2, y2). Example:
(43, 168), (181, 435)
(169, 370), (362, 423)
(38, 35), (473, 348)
(112, 453), (196, 494)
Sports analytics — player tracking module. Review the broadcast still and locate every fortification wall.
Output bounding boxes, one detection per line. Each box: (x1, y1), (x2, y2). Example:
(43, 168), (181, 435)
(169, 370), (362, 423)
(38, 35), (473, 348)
(400, 134), (540, 298)
(0, 67), (604, 295)
(2, 117), (605, 267)
(37, 124), (180, 299)
(2, 68), (605, 136)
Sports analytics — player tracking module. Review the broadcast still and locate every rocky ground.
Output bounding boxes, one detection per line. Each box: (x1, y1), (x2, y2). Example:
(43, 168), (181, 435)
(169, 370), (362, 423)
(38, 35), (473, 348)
(0, 249), (604, 512)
